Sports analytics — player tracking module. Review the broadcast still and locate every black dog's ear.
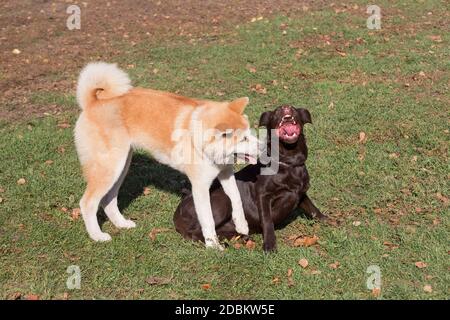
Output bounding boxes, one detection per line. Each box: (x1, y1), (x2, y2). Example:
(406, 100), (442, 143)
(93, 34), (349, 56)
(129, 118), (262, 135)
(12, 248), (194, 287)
(259, 111), (272, 127)
(296, 108), (312, 124)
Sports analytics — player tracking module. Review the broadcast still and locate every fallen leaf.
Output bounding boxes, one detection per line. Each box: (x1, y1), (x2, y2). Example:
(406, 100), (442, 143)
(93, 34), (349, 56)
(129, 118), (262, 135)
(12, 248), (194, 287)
(423, 285), (433, 293)
(233, 242), (242, 249)
(71, 208), (80, 221)
(0, 187), (4, 193)
(415, 261), (427, 269)
(310, 269), (321, 275)
(298, 258), (309, 268)
(383, 241), (399, 250)
(12, 49), (21, 54)
(26, 294), (39, 300)
(389, 152), (400, 159)
(146, 276), (171, 286)
(371, 287), (381, 297)
(245, 239), (256, 250)
(45, 160), (54, 165)
(329, 261), (340, 269)
(143, 187), (151, 195)
(246, 65), (257, 73)
(62, 292), (69, 300)
(352, 221), (361, 227)
(251, 84), (267, 95)
(57, 146), (66, 154)
(10, 292), (22, 300)
(287, 268), (294, 287)
(293, 235), (319, 247)
(57, 122), (71, 129)
(149, 228), (170, 241)
(335, 48), (347, 57)
(435, 192), (449, 205)
(428, 35), (442, 42)
(201, 283), (211, 290)
(373, 208), (382, 214)
(272, 277), (280, 284)
(358, 131), (367, 144)
(17, 178), (26, 185)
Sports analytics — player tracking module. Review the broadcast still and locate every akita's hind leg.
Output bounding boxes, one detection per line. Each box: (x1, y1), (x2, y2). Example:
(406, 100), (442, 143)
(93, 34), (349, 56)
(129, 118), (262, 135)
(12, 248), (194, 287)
(100, 150), (136, 229)
(80, 149), (131, 242)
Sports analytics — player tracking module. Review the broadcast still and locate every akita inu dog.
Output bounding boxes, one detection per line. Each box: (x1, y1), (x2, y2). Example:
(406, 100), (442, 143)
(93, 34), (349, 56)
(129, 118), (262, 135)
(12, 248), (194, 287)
(74, 62), (258, 249)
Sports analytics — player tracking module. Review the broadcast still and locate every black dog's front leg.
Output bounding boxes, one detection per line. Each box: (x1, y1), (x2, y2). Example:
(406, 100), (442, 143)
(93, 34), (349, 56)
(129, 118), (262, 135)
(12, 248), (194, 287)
(299, 194), (328, 221)
(257, 196), (276, 252)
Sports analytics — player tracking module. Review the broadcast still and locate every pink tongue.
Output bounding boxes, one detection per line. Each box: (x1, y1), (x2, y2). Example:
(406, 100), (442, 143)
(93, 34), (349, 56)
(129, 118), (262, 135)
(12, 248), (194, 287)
(282, 124), (299, 136)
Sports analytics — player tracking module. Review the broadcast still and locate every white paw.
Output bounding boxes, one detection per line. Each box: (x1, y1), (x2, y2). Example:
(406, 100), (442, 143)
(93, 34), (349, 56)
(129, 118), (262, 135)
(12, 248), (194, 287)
(115, 219), (136, 229)
(234, 218), (249, 235)
(205, 237), (224, 251)
(91, 232), (112, 242)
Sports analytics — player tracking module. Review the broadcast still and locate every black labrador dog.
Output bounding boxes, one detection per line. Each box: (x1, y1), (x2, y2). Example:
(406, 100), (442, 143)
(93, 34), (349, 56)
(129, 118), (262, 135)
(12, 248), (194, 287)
(173, 105), (328, 252)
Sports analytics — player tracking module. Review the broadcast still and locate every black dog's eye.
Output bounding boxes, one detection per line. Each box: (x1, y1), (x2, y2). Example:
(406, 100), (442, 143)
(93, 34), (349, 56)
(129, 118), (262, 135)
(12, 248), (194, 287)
(242, 136), (249, 142)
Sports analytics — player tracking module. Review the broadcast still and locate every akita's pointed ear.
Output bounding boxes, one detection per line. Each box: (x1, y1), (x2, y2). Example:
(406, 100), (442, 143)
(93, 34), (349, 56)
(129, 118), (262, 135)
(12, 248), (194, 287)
(229, 97), (249, 114)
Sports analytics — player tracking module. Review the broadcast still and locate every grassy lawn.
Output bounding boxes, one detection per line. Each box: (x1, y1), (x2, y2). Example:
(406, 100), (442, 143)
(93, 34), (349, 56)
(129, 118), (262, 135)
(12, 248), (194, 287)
(0, 0), (448, 299)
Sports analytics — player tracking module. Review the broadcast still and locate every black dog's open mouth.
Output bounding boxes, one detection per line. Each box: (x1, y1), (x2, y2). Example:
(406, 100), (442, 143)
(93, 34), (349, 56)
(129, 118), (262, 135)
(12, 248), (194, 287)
(276, 114), (301, 143)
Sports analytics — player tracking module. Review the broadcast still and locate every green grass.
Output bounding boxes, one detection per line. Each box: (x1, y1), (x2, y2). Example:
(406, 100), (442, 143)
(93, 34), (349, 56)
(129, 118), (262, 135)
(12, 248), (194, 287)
(0, 0), (449, 299)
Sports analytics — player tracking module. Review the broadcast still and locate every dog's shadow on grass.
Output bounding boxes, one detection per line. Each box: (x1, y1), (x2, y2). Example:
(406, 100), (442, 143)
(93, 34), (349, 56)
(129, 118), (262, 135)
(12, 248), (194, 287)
(118, 153), (190, 211)
(97, 153), (189, 225)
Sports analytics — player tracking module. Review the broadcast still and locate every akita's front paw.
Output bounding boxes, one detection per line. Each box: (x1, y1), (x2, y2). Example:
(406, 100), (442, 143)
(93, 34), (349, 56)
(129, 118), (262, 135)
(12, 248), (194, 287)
(205, 237), (224, 251)
(91, 232), (112, 242)
(233, 217), (249, 235)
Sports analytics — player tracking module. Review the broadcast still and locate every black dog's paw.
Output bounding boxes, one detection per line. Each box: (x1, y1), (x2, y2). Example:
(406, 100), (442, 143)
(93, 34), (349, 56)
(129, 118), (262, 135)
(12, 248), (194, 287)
(263, 240), (277, 253)
(315, 211), (330, 221)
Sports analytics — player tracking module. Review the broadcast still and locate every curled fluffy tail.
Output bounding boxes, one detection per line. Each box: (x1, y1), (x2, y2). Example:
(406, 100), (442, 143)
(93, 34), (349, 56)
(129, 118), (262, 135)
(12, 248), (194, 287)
(76, 62), (132, 109)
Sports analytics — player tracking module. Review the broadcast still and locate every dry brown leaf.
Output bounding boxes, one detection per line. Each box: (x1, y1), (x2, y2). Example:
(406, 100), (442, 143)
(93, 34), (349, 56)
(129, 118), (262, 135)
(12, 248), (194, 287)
(352, 221), (361, 227)
(423, 285), (433, 293)
(373, 208), (382, 214)
(310, 269), (321, 275)
(201, 283), (211, 290)
(45, 160), (54, 165)
(435, 192), (449, 205)
(17, 178), (26, 185)
(383, 241), (399, 250)
(329, 261), (340, 269)
(389, 152), (400, 159)
(287, 268), (294, 287)
(428, 35), (442, 42)
(57, 146), (66, 154)
(246, 65), (257, 73)
(415, 261), (427, 269)
(298, 258), (309, 268)
(143, 187), (151, 195)
(272, 277), (280, 284)
(11, 292), (22, 300)
(146, 276), (171, 286)
(251, 84), (267, 94)
(245, 239), (256, 250)
(149, 228), (170, 241)
(233, 242), (242, 249)
(71, 208), (80, 221)
(26, 294), (39, 300)
(358, 131), (367, 144)
(62, 292), (69, 300)
(0, 187), (4, 193)
(0, 197), (3, 203)
(371, 287), (381, 297)
(57, 122), (71, 129)
(293, 235), (319, 247)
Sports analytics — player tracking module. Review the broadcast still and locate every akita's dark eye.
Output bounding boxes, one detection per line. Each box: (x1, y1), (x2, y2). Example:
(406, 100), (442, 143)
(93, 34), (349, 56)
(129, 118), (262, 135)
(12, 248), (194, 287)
(222, 131), (233, 138)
